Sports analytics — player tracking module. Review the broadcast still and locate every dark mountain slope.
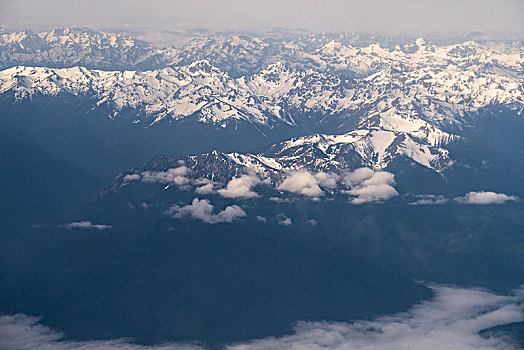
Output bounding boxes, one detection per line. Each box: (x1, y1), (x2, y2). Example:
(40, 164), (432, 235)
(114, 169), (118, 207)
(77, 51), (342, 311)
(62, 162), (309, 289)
(0, 220), (431, 346)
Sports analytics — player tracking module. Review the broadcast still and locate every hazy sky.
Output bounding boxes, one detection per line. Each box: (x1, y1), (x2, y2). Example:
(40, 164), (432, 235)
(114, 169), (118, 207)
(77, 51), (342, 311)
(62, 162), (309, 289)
(1, 0), (523, 39)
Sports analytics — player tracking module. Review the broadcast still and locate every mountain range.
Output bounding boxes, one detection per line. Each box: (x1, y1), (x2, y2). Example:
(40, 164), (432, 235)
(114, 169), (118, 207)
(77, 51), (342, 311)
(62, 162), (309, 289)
(1, 28), (522, 175)
(1, 27), (523, 347)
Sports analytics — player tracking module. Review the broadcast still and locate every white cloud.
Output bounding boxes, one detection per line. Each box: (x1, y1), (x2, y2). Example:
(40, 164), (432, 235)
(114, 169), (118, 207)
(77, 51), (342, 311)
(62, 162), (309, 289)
(229, 285), (524, 350)
(455, 191), (520, 205)
(313, 171), (339, 189)
(276, 213), (292, 226)
(277, 171), (324, 198)
(2, 285), (523, 350)
(410, 194), (449, 205)
(125, 167), (398, 205)
(268, 197), (292, 203)
(140, 166), (190, 186)
(193, 178), (218, 195)
(63, 221), (111, 230)
(0, 314), (199, 350)
(218, 174), (260, 199)
(216, 205), (248, 223)
(255, 216), (267, 222)
(279, 218), (292, 226)
(306, 219), (318, 226)
(123, 173), (141, 182)
(348, 184), (398, 204)
(343, 168), (399, 204)
(344, 167), (376, 187)
(195, 183), (215, 195)
(164, 198), (246, 224)
(124, 169), (227, 195)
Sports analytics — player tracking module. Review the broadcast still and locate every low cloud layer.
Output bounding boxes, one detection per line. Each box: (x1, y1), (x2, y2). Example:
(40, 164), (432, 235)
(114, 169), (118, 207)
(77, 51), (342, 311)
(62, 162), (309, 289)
(123, 168), (262, 199)
(0, 314), (199, 350)
(2, 285), (523, 350)
(455, 191), (520, 205)
(63, 221), (111, 230)
(164, 198), (246, 224)
(278, 171), (338, 198)
(343, 168), (399, 204)
(229, 285), (524, 350)
(123, 166), (520, 209)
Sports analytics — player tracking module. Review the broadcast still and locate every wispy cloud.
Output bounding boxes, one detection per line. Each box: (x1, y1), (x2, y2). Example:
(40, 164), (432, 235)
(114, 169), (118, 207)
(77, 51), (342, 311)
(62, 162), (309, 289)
(164, 198), (246, 224)
(255, 216), (267, 222)
(268, 197), (292, 203)
(123, 173), (141, 182)
(454, 191), (520, 205)
(306, 219), (318, 226)
(63, 221), (111, 230)
(410, 194), (449, 205)
(0, 314), (199, 350)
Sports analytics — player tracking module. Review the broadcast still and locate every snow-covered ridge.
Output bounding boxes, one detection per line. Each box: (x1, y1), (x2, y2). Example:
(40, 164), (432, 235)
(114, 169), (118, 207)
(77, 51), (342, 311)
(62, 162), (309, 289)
(316, 38), (523, 75)
(225, 126), (451, 174)
(1, 29), (523, 174)
(2, 44), (521, 126)
(0, 62), (275, 125)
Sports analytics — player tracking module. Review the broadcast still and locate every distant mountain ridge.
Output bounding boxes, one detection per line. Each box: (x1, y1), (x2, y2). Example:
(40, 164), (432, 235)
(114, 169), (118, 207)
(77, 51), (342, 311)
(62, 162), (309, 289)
(0, 27), (178, 71)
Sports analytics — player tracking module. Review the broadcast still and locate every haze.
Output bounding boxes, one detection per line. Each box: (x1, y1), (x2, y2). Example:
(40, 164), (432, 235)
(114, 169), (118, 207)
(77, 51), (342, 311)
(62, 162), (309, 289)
(1, 0), (523, 41)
